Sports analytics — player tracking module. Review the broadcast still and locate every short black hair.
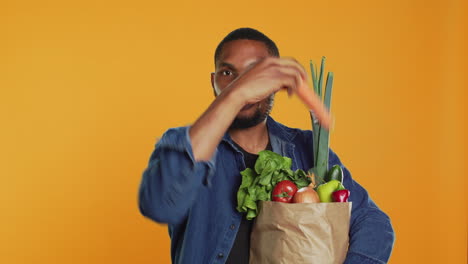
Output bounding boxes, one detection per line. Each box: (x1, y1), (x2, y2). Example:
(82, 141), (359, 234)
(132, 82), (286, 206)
(214, 27), (280, 67)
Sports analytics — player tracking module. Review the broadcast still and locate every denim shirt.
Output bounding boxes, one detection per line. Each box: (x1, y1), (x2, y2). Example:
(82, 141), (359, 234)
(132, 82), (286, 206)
(138, 116), (395, 264)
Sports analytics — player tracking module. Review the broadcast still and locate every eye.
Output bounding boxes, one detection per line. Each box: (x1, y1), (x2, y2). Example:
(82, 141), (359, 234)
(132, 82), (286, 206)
(221, 70), (233, 76)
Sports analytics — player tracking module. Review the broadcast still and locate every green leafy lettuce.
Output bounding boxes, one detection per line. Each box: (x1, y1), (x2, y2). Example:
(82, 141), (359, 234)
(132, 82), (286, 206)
(236, 150), (312, 220)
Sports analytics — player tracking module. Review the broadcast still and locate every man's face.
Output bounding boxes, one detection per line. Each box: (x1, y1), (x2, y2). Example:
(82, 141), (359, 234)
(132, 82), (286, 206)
(211, 39), (275, 130)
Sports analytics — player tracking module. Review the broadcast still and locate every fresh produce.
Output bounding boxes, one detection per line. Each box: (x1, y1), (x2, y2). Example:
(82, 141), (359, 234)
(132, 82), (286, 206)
(236, 151), (312, 220)
(292, 186), (320, 203)
(291, 173), (320, 203)
(308, 58), (351, 204)
(332, 189), (350, 202)
(272, 180), (298, 203)
(296, 80), (332, 130)
(316, 180), (345, 203)
(309, 57), (334, 185)
(236, 58), (350, 220)
(324, 165), (343, 183)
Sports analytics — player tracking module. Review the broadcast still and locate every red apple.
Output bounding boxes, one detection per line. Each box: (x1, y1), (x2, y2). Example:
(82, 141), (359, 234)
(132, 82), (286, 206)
(332, 189), (350, 202)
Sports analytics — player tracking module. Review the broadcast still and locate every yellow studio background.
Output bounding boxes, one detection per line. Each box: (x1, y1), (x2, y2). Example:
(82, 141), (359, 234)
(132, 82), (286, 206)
(1, 0), (466, 263)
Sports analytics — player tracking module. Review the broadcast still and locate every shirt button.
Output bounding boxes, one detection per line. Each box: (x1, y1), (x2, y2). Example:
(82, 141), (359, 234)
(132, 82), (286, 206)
(230, 224), (235, 230)
(217, 253), (224, 259)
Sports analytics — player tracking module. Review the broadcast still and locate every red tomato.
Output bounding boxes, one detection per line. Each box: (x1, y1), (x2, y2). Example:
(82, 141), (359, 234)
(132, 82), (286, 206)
(272, 180), (298, 203)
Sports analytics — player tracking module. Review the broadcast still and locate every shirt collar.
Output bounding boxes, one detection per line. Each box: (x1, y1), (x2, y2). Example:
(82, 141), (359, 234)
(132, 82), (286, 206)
(221, 116), (298, 168)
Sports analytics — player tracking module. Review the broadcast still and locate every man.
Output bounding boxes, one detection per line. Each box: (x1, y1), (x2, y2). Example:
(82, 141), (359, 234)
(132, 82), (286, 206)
(138, 27), (395, 264)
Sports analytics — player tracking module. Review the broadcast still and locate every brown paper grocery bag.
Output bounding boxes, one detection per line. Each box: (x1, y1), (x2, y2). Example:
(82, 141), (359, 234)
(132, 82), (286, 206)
(250, 201), (352, 264)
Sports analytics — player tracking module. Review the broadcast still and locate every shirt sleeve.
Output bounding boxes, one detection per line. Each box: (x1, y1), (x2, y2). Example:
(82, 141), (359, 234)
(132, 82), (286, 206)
(138, 126), (218, 225)
(328, 149), (395, 264)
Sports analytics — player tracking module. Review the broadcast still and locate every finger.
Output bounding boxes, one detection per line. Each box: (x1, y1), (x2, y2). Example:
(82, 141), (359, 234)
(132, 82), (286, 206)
(280, 56), (307, 74)
(273, 71), (298, 95)
(287, 86), (293, 97)
(276, 68), (332, 129)
(273, 65), (304, 92)
(275, 57), (308, 82)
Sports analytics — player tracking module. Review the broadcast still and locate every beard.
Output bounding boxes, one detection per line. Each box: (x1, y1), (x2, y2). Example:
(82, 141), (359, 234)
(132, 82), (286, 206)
(229, 94), (275, 130)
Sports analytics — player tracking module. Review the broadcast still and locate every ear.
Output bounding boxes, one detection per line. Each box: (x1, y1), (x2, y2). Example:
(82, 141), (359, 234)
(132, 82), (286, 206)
(211, 72), (217, 97)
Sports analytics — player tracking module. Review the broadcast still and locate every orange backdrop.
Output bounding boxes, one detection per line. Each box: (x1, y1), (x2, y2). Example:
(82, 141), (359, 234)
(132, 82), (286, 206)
(1, 0), (466, 263)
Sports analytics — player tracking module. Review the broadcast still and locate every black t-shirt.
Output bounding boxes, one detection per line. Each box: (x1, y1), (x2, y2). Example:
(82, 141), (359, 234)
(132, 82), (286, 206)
(225, 140), (272, 264)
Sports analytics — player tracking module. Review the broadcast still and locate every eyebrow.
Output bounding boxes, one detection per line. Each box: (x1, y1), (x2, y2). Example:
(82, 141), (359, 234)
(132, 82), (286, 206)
(218, 62), (236, 70)
(218, 60), (260, 70)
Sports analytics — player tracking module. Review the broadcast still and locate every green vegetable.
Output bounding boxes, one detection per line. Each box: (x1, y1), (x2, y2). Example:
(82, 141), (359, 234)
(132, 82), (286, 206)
(317, 56), (325, 98)
(309, 59), (320, 160)
(236, 150), (311, 220)
(316, 180), (345, 203)
(316, 73), (333, 181)
(307, 58), (349, 204)
(324, 165), (343, 183)
(309, 58), (334, 182)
